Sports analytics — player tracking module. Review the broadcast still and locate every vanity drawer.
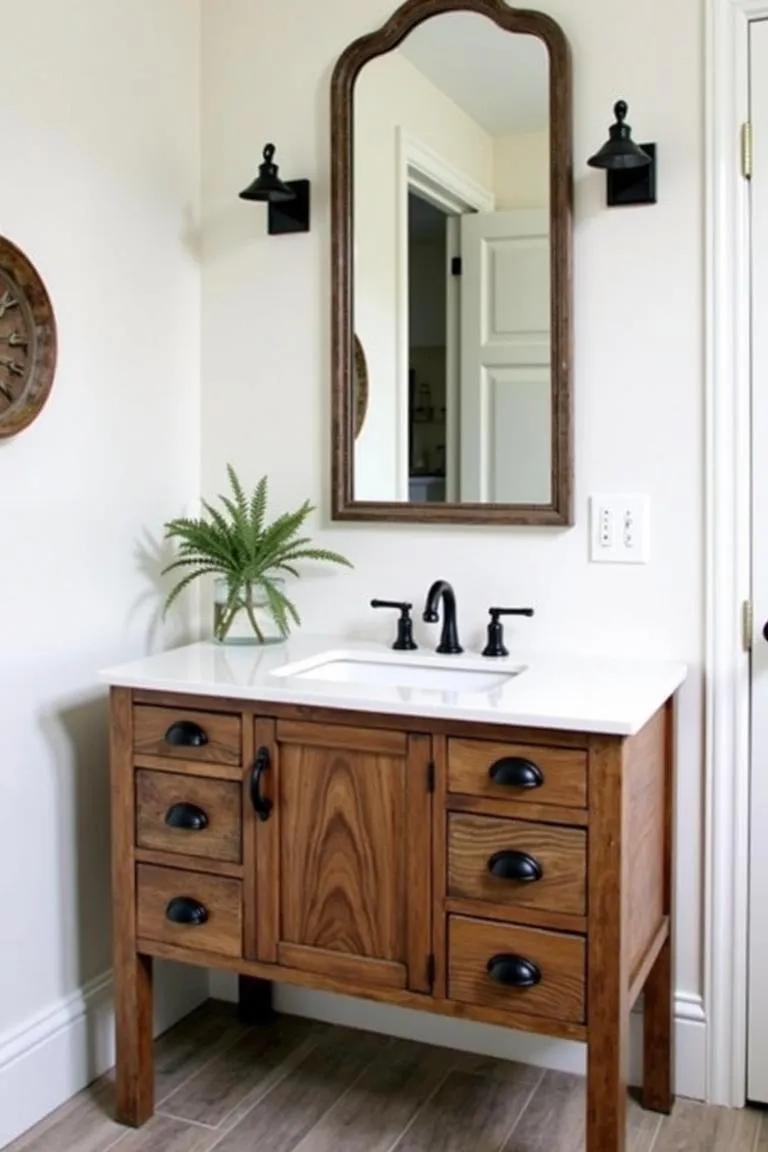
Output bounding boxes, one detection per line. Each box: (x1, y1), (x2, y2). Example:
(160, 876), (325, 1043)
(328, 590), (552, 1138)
(133, 705), (242, 766)
(447, 813), (586, 916)
(448, 915), (585, 1024)
(135, 770), (242, 863)
(447, 738), (587, 809)
(136, 864), (242, 958)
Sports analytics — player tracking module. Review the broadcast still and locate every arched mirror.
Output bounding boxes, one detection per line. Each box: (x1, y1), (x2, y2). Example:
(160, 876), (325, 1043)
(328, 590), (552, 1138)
(331, 0), (572, 525)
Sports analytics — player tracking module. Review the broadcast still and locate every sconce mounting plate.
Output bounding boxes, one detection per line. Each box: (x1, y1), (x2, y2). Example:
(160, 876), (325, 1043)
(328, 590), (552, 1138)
(606, 144), (657, 207)
(268, 179), (311, 235)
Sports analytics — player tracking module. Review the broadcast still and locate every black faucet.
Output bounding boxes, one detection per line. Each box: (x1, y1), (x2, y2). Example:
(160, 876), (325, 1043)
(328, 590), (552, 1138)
(423, 580), (463, 654)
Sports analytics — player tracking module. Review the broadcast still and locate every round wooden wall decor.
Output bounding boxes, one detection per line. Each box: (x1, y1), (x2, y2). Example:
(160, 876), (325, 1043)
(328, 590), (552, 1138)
(0, 237), (57, 438)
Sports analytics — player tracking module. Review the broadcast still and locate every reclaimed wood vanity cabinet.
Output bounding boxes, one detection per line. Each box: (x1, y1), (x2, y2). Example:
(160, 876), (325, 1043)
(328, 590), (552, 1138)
(110, 677), (677, 1152)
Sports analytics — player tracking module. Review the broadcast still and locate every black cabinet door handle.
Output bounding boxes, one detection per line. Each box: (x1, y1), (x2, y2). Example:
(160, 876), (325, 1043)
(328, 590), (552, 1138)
(164, 802), (209, 832)
(487, 850), (543, 883)
(165, 897), (208, 926)
(250, 746), (273, 822)
(488, 757), (544, 790)
(486, 954), (541, 988)
(164, 720), (208, 748)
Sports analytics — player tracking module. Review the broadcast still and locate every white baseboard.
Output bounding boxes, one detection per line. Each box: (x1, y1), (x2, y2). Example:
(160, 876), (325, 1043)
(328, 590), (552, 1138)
(209, 973), (707, 1102)
(0, 962), (208, 1150)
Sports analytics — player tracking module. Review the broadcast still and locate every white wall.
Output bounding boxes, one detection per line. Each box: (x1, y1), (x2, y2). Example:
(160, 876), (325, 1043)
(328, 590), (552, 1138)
(201, 0), (704, 1091)
(353, 51), (492, 499)
(494, 130), (550, 208)
(0, 1), (205, 1143)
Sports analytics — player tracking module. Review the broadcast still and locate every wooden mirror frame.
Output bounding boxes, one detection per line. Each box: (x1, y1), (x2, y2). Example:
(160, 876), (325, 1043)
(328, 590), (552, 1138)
(331, 0), (573, 525)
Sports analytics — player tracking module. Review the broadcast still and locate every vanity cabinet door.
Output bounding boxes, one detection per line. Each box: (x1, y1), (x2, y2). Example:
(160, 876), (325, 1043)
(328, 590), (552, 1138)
(248, 719), (432, 994)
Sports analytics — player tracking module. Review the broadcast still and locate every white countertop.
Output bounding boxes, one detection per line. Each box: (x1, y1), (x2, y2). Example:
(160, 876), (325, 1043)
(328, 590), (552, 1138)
(100, 637), (687, 737)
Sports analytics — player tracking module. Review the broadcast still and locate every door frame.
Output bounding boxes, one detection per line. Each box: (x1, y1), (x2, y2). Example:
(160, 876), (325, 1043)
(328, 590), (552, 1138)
(705, 0), (762, 1108)
(396, 129), (494, 501)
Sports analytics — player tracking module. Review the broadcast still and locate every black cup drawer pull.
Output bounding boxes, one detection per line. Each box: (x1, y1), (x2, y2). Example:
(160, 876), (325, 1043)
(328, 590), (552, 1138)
(488, 757), (543, 790)
(164, 802), (209, 832)
(487, 954), (541, 989)
(164, 720), (209, 748)
(487, 850), (543, 883)
(250, 746), (274, 822)
(165, 897), (208, 926)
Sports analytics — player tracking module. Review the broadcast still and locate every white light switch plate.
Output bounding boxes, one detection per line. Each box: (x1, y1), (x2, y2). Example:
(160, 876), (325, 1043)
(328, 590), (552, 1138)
(589, 495), (650, 564)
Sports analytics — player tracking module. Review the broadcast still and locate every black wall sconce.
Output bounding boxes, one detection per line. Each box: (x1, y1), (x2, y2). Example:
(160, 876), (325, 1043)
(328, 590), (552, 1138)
(239, 143), (311, 234)
(587, 101), (657, 207)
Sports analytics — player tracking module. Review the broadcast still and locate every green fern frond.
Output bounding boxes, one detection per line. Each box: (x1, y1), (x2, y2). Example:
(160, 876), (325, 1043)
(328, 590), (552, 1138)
(277, 547), (354, 568)
(161, 465), (352, 639)
(249, 476), (268, 539)
(162, 566), (222, 617)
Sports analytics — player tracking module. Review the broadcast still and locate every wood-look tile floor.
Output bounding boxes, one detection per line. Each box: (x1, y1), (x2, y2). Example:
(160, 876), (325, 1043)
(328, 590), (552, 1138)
(8, 1000), (765, 1152)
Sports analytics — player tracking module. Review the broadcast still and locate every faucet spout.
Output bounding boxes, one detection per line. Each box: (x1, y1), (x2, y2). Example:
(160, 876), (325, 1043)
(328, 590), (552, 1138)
(423, 580), (463, 655)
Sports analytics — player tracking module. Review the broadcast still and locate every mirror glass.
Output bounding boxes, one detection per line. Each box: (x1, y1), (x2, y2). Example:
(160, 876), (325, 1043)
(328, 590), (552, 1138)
(352, 12), (550, 506)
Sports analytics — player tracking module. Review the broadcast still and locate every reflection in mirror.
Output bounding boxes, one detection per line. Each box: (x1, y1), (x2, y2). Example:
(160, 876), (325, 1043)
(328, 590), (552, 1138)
(353, 12), (550, 506)
(353, 334), (369, 439)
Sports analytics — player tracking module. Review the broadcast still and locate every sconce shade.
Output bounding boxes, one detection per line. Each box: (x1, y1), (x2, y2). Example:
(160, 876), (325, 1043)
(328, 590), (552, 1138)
(588, 101), (653, 170)
(239, 143), (297, 202)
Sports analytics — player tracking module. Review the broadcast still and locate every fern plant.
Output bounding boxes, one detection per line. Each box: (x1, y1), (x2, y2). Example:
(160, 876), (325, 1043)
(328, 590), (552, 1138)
(162, 465), (352, 643)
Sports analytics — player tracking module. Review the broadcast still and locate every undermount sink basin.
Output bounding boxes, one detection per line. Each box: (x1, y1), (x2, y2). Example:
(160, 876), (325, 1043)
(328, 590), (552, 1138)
(272, 653), (525, 694)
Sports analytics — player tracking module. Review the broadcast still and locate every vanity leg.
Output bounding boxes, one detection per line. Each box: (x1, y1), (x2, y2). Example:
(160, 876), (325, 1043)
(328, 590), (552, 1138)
(587, 1006), (628, 1152)
(642, 935), (674, 1113)
(587, 736), (629, 1152)
(238, 975), (275, 1024)
(114, 950), (154, 1126)
(111, 687), (154, 1127)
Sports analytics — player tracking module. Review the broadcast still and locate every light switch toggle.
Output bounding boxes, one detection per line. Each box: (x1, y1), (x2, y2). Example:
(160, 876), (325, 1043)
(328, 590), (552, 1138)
(589, 495), (650, 564)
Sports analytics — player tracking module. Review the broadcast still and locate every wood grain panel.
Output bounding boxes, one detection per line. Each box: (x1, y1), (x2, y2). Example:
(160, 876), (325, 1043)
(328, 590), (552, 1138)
(447, 739), (586, 808)
(432, 734), (448, 1000)
(625, 708), (666, 976)
(252, 717), (279, 963)
(136, 864), (242, 958)
(448, 813), (586, 916)
(448, 915), (585, 1023)
(135, 770), (241, 863)
(445, 897), (586, 935)
(406, 733), (432, 994)
(643, 696), (676, 1115)
(586, 735), (629, 1152)
(446, 793), (588, 826)
(277, 942), (406, 989)
(279, 735), (406, 966)
(133, 754), (242, 782)
(133, 706), (241, 765)
(276, 719), (406, 756)
(134, 848), (243, 879)
(111, 687), (154, 1126)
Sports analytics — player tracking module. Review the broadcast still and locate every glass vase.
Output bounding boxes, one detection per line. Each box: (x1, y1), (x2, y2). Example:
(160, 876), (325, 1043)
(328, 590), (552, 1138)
(213, 577), (287, 645)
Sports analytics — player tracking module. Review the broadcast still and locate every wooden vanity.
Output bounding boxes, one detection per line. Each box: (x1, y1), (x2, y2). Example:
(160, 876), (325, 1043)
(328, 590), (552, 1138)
(108, 646), (680, 1152)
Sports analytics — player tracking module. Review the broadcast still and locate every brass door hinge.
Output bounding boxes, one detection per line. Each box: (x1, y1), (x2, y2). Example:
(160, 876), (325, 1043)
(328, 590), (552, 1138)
(743, 599), (754, 653)
(742, 121), (753, 180)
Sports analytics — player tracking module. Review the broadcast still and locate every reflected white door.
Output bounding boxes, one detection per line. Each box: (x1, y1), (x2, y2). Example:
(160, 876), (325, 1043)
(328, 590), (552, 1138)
(750, 15), (768, 1107)
(459, 209), (550, 503)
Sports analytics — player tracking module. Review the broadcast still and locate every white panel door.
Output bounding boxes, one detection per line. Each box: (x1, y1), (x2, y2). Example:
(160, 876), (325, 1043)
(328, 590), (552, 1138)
(749, 15), (768, 1106)
(459, 209), (550, 503)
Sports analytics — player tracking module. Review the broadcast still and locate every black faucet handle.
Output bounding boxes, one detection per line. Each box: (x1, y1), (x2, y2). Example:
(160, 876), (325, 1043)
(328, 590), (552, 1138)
(370, 599), (418, 651)
(482, 607), (535, 658)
